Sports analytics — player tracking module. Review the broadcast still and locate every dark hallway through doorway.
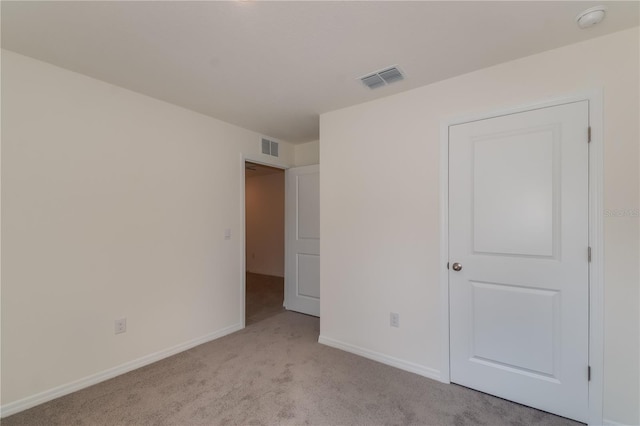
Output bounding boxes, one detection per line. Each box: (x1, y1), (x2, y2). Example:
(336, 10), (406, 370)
(245, 272), (284, 326)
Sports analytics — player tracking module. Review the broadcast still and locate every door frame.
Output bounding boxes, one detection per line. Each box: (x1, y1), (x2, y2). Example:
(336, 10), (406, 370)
(438, 90), (604, 425)
(240, 154), (288, 328)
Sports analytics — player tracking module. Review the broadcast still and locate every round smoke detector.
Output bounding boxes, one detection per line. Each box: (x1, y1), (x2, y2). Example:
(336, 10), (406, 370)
(576, 6), (607, 29)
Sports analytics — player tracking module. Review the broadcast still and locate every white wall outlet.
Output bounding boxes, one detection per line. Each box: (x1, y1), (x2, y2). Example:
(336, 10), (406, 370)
(390, 312), (400, 328)
(224, 228), (231, 240)
(115, 318), (127, 334)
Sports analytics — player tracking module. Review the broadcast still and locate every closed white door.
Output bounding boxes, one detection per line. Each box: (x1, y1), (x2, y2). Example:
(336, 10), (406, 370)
(449, 101), (589, 422)
(285, 165), (320, 316)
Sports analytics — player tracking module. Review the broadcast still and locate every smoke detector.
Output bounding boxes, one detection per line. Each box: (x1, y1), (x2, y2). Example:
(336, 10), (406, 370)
(360, 66), (405, 89)
(576, 6), (606, 29)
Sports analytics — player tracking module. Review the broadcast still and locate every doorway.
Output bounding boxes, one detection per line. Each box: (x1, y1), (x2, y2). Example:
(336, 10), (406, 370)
(244, 161), (285, 325)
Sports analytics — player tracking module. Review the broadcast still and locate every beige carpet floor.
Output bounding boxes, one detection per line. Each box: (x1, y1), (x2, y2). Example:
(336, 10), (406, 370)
(2, 311), (581, 426)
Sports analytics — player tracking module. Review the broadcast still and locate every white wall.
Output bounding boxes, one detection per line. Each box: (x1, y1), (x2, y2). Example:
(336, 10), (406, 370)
(0, 50), (294, 411)
(320, 28), (639, 425)
(245, 172), (285, 277)
(294, 140), (319, 167)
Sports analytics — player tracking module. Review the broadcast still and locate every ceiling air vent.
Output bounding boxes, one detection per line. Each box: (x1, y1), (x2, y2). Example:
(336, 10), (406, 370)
(360, 66), (405, 89)
(261, 137), (279, 158)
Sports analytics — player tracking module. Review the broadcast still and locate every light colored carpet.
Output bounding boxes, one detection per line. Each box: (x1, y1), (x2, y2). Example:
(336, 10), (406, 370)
(2, 311), (580, 426)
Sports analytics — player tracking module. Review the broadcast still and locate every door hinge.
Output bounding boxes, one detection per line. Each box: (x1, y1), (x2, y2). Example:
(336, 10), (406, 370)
(588, 246), (592, 263)
(588, 366), (591, 381)
(588, 126), (592, 143)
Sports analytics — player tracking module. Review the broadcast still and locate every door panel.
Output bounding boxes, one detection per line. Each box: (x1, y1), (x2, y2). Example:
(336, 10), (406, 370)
(297, 173), (320, 239)
(470, 281), (559, 377)
(285, 165), (320, 316)
(297, 253), (320, 299)
(472, 126), (557, 257)
(449, 101), (589, 422)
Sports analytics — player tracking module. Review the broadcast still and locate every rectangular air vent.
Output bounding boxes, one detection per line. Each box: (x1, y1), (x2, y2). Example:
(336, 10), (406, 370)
(361, 74), (385, 89)
(270, 140), (278, 157)
(261, 138), (270, 155)
(360, 66), (405, 89)
(261, 137), (279, 158)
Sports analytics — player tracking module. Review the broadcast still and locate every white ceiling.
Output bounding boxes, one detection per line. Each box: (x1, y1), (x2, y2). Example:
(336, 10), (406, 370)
(2, 1), (638, 144)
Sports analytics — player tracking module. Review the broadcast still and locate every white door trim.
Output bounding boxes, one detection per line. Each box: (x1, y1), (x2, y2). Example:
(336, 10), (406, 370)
(240, 154), (288, 329)
(439, 90), (604, 425)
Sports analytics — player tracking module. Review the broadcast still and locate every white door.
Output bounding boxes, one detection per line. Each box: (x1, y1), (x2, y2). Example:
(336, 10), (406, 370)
(285, 164), (320, 316)
(449, 101), (589, 422)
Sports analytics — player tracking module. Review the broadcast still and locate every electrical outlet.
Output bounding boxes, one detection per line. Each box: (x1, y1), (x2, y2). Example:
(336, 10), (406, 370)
(115, 318), (127, 334)
(390, 312), (400, 328)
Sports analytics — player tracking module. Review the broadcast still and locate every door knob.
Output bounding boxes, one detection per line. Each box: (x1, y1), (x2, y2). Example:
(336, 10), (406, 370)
(452, 262), (463, 271)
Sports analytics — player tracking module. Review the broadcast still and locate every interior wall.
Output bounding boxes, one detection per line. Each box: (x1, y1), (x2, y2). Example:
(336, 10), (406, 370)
(319, 28), (639, 425)
(294, 140), (320, 166)
(245, 171), (285, 277)
(0, 49), (294, 410)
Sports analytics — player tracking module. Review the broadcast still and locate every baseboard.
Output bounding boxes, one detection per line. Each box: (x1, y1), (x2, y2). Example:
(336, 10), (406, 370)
(318, 335), (441, 382)
(0, 322), (243, 418)
(602, 419), (632, 426)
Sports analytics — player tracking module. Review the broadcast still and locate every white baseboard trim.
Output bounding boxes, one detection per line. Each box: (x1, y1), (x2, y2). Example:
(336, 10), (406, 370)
(0, 322), (243, 418)
(602, 419), (632, 426)
(318, 335), (441, 382)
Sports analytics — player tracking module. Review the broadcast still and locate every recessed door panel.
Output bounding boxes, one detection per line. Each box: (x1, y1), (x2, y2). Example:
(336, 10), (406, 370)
(473, 126), (558, 257)
(297, 253), (320, 299)
(470, 281), (559, 378)
(297, 173), (320, 240)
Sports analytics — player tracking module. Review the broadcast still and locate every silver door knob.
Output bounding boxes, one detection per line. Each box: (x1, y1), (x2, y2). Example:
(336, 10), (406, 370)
(452, 262), (463, 271)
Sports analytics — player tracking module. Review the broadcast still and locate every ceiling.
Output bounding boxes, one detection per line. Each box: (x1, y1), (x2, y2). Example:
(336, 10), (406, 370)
(2, 1), (638, 144)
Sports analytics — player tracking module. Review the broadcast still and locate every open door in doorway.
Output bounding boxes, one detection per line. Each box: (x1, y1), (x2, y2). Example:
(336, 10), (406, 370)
(285, 164), (320, 317)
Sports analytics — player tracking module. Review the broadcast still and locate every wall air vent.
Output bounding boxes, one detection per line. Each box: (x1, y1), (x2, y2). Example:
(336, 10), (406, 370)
(360, 66), (405, 89)
(261, 137), (279, 158)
